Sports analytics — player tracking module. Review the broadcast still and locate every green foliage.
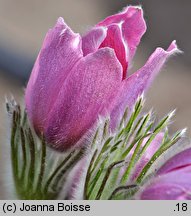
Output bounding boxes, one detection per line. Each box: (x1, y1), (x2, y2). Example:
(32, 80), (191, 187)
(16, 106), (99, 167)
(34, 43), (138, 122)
(83, 97), (185, 200)
(6, 99), (86, 199)
(6, 97), (185, 200)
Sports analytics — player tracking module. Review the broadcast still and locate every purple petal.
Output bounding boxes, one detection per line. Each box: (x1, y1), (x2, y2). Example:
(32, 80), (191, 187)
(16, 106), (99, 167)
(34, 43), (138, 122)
(140, 167), (191, 200)
(82, 27), (107, 56)
(45, 48), (123, 151)
(96, 6), (142, 29)
(97, 6), (146, 61)
(99, 23), (128, 79)
(158, 148), (191, 175)
(121, 6), (146, 61)
(110, 41), (180, 129)
(25, 17), (83, 132)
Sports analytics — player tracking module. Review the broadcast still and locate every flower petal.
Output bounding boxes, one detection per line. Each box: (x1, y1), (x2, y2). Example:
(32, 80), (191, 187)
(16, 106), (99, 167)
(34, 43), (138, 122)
(110, 41), (180, 129)
(97, 6), (141, 28)
(97, 6), (146, 61)
(140, 167), (191, 200)
(158, 148), (191, 175)
(45, 48), (123, 151)
(82, 27), (107, 56)
(99, 23), (128, 79)
(121, 6), (146, 61)
(25, 18), (83, 132)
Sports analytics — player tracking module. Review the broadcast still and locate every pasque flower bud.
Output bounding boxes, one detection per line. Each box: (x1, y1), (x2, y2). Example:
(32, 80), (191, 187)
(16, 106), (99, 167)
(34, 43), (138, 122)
(25, 6), (179, 151)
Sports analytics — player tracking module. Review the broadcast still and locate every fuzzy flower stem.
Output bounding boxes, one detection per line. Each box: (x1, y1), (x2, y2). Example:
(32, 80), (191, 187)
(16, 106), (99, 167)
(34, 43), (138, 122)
(27, 128), (36, 191)
(20, 128), (27, 180)
(96, 160), (124, 199)
(109, 185), (137, 200)
(43, 150), (76, 194)
(36, 135), (46, 191)
(84, 149), (98, 199)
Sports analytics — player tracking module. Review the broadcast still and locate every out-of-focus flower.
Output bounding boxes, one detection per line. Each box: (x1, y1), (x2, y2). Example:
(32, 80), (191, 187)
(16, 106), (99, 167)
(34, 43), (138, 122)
(140, 148), (191, 200)
(25, 6), (179, 151)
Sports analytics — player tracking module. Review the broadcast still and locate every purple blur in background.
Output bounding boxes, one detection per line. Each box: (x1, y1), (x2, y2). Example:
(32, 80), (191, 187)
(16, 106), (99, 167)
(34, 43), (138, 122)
(140, 148), (191, 200)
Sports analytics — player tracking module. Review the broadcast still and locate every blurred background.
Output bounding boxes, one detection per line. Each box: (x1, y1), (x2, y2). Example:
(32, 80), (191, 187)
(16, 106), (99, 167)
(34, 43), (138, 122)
(0, 0), (190, 199)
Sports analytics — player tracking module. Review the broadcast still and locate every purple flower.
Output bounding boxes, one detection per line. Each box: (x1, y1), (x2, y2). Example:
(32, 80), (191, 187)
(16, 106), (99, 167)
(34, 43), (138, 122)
(140, 148), (191, 200)
(25, 6), (179, 151)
